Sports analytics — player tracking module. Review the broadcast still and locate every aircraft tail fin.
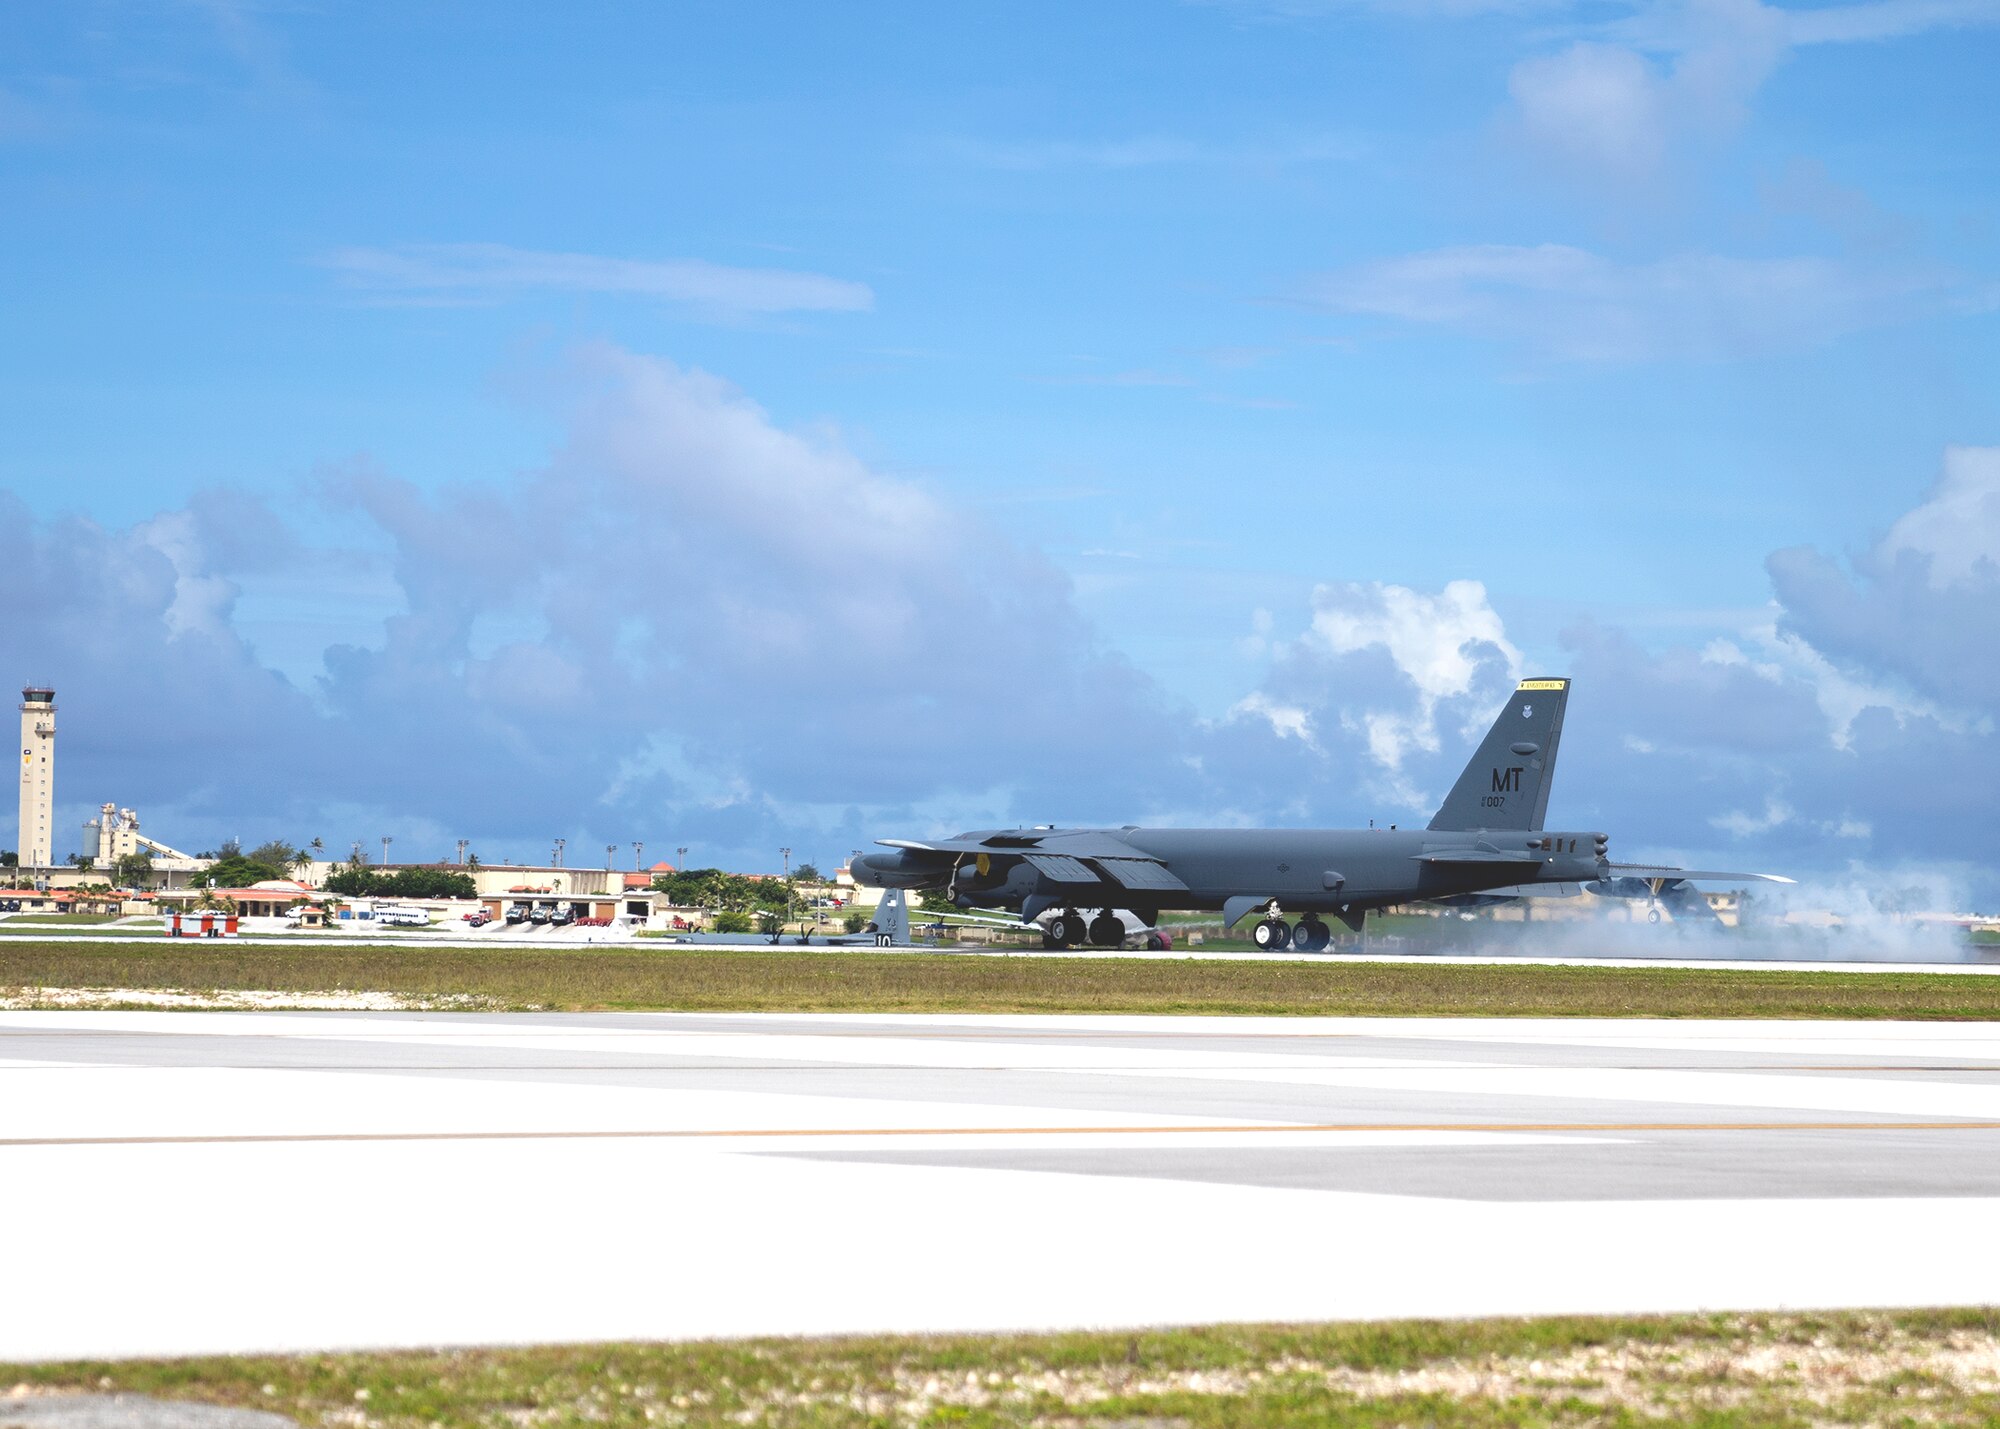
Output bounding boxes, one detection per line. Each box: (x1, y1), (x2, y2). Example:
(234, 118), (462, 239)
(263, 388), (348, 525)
(869, 886), (911, 946)
(1428, 678), (1570, 832)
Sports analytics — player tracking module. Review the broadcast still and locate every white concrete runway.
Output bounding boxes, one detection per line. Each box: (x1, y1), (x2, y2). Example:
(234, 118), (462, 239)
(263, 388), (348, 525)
(5, 922), (1997, 974)
(5, 1011), (2000, 1360)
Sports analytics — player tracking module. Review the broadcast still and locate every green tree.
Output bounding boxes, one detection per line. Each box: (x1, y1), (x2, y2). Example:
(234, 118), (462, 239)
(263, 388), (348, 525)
(387, 867), (476, 898)
(323, 866), (476, 899)
(203, 855), (285, 887)
(793, 863), (823, 884)
(248, 840), (302, 874)
(713, 909), (753, 934)
(323, 867), (374, 896)
(113, 852), (155, 890)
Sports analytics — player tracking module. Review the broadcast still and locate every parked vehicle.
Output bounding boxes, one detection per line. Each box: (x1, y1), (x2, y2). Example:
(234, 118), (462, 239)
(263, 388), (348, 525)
(529, 905), (551, 924)
(550, 905), (576, 926)
(505, 903), (527, 924)
(376, 905), (429, 927)
(464, 911), (491, 927)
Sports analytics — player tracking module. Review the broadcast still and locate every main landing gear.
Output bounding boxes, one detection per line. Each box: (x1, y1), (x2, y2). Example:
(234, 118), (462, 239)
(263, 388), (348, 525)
(1251, 909), (1334, 952)
(1043, 909), (1129, 949)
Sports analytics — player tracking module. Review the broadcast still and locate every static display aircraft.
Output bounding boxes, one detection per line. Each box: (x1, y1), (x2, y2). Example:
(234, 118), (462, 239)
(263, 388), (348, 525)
(657, 886), (917, 947)
(853, 678), (1791, 950)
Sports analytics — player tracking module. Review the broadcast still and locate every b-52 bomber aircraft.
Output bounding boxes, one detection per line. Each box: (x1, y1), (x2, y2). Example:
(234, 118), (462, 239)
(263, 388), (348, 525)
(853, 678), (1791, 950)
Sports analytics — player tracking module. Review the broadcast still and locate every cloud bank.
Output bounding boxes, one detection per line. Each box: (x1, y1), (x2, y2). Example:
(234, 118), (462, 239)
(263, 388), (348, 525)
(5, 349), (1997, 898)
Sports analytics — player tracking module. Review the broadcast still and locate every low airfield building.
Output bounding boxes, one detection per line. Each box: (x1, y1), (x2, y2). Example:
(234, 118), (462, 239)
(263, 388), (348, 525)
(156, 881), (317, 920)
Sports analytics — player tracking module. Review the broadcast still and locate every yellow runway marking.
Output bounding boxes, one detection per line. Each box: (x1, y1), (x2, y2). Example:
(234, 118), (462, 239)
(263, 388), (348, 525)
(6, 1119), (2000, 1149)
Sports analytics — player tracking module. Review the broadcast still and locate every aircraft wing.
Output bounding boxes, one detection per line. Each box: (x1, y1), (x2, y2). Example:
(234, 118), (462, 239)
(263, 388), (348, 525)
(1605, 864), (1795, 884)
(877, 829), (1187, 891)
(1415, 850), (1539, 866)
(1474, 882), (1590, 899)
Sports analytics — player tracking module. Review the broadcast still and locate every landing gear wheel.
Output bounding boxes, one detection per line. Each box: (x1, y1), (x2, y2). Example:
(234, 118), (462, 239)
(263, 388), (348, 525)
(1253, 917), (1292, 951)
(1088, 913), (1122, 947)
(1144, 933), (1166, 951)
(1296, 918), (1329, 952)
(1048, 914), (1080, 947)
(1647, 907), (1662, 925)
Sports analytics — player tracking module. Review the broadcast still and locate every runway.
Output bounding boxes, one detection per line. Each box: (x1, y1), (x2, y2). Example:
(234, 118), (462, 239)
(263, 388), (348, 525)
(4, 921), (1997, 974)
(5, 1010), (2000, 1360)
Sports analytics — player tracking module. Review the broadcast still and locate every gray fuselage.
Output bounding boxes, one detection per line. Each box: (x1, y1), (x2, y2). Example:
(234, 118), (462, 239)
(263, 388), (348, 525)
(854, 823), (1606, 926)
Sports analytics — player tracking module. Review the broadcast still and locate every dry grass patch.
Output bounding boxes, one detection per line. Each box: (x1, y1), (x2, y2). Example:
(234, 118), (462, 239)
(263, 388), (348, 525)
(12, 1310), (2000, 1428)
(4, 940), (2000, 1018)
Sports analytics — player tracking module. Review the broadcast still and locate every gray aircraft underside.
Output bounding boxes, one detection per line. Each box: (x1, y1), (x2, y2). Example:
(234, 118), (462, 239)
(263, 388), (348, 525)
(852, 677), (1792, 951)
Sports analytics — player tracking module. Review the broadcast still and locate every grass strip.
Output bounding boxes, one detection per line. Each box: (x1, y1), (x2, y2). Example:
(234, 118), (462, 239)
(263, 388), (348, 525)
(4, 940), (2000, 1017)
(11, 1309), (2000, 1428)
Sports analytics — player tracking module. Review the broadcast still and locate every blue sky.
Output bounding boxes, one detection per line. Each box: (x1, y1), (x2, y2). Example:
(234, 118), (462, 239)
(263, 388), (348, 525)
(3, 0), (1998, 895)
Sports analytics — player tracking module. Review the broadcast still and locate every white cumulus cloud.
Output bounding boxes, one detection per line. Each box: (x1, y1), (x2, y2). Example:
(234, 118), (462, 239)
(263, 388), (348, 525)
(1301, 242), (1978, 361)
(324, 243), (874, 316)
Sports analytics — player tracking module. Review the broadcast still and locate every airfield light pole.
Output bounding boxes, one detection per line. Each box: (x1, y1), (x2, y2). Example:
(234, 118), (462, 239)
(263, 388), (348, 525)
(553, 838), (565, 868)
(633, 841), (643, 872)
(780, 846), (792, 925)
(381, 835), (391, 868)
(677, 846), (687, 874)
(456, 838), (468, 866)
(606, 843), (616, 871)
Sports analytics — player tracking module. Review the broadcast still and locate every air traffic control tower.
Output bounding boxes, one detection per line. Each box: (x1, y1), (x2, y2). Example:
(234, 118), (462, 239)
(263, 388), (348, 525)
(18, 685), (55, 869)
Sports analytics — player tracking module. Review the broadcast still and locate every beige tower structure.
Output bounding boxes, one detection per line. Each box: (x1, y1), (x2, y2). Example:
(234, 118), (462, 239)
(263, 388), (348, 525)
(18, 685), (56, 869)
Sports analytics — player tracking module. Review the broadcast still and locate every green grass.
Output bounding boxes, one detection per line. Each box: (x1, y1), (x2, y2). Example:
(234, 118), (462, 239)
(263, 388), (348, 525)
(4, 939), (2000, 1017)
(2, 912), (123, 925)
(10, 1309), (2000, 1427)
